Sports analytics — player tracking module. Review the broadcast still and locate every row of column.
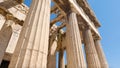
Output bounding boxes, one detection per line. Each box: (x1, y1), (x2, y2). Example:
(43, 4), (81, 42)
(66, 12), (108, 68)
(0, 0), (108, 68)
(82, 27), (101, 68)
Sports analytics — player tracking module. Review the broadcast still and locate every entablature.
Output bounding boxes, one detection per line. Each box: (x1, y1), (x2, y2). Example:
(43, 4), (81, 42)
(52, 0), (101, 39)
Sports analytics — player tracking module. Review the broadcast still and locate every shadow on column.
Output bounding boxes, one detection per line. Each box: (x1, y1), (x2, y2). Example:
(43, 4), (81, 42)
(0, 25), (12, 65)
(0, 60), (10, 68)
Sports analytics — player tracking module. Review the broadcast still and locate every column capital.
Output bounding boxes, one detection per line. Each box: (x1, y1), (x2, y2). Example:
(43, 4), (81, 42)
(66, 10), (73, 18)
(83, 25), (91, 30)
(5, 13), (13, 20)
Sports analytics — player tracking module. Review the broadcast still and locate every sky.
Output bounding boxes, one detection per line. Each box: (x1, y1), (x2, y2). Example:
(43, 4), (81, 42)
(87, 0), (120, 68)
(24, 0), (120, 68)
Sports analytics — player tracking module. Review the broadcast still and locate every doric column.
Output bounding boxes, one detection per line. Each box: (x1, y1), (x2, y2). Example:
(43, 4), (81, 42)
(47, 37), (57, 68)
(47, 54), (56, 68)
(59, 49), (65, 68)
(6, 24), (22, 54)
(83, 27), (101, 68)
(66, 12), (86, 68)
(95, 40), (109, 68)
(0, 20), (12, 64)
(9, 0), (51, 68)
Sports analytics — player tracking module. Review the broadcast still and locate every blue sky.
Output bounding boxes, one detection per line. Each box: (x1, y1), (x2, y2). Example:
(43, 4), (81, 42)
(24, 0), (120, 68)
(87, 0), (120, 68)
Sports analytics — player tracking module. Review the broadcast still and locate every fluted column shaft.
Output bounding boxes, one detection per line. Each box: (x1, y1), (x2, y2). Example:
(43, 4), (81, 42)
(47, 38), (57, 68)
(47, 54), (56, 68)
(83, 28), (101, 68)
(59, 49), (65, 68)
(9, 0), (50, 68)
(66, 12), (86, 68)
(0, 20), (12, 64)
(95, 40), (108, 68)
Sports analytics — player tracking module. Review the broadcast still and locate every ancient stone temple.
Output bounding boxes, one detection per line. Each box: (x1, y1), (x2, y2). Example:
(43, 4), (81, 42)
(0, 0), (108, 68)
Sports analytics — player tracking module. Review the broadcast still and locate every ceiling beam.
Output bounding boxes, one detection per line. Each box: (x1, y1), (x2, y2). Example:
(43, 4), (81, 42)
(50, 14), (64, 27)
(16, 0), (24, 3)
(51, 5), (58, 13)
(53, 0), (71, 16)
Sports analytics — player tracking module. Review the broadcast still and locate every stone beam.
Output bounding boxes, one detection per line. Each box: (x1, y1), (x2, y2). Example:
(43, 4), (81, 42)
(53, 0), (71, 16)
(69, 0), (101, 39)
(57, 23), (66, 31)
(50, 14), (64, 27)
(76, 0), (101, 27)
(51, 5), (58, 13)
(16, 0), (24, 3)
(0, 8), (24, 26)
(0, 1), (28, 20)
